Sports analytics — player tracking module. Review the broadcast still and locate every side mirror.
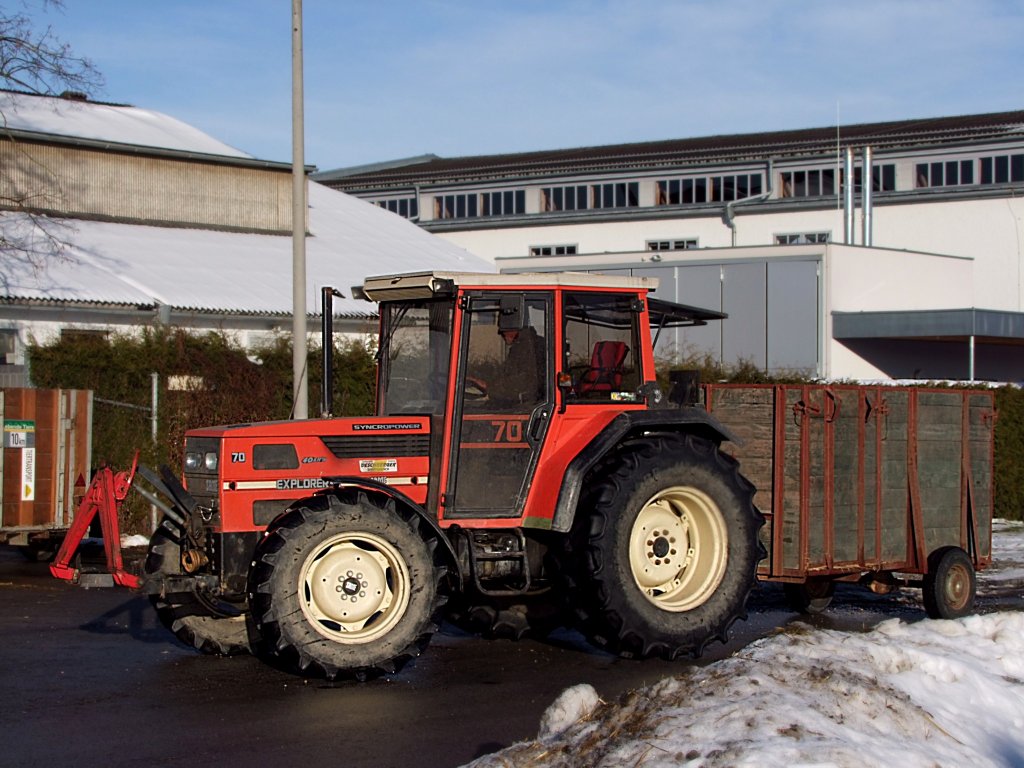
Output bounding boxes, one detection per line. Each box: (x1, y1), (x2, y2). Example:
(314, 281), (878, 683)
(498, 295), (526, 331)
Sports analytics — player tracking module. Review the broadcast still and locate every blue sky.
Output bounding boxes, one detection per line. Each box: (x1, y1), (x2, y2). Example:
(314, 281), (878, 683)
(38, 0), (1024, 171)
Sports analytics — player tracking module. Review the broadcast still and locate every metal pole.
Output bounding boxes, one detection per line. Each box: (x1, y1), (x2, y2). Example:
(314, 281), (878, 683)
(969, 335), (976, 382)
(843, 147), (855, 244)
(150, 371), (158, 532)
(291, 0), (308, 419)
(862, 146), (873, 247)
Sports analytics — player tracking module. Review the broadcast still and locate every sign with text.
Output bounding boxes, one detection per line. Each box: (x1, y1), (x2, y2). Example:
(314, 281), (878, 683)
(3, 420), (35, 449)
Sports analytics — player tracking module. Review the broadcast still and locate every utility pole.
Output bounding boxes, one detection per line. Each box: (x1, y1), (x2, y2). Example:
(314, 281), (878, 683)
(290, 0), (308, 418)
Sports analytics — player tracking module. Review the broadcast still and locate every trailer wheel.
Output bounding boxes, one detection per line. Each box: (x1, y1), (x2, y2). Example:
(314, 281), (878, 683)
(783, 578), (835, 614)
(248, 491), (447, 681)
(569, 433), (762, 659)
(144, 525), (253, 655)
(922, 546), (976, 620)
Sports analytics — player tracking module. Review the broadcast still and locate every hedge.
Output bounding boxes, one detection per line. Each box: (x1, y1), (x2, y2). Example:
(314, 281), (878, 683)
(26, 332), (1023, 527)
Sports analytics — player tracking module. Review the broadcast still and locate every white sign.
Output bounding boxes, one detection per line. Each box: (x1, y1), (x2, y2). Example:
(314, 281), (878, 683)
(21, 447), (35, 501)
(359, 459), (398, 473)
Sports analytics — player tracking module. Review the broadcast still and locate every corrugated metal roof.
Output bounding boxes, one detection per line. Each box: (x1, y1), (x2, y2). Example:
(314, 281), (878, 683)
(1, 182), (493, 316)
(318, 109), (1024, 189)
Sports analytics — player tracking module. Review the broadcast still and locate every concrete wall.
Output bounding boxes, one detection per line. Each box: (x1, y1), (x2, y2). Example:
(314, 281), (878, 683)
(0, 139), (298, 233)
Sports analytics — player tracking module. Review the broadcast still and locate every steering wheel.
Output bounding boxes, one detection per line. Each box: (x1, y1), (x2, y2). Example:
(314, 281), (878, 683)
(465, 376), (488, 400)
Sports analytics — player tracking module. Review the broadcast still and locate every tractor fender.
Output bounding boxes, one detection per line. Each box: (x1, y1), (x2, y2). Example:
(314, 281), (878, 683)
(550, 408), (739, 534)
(269, 477), (463, 587)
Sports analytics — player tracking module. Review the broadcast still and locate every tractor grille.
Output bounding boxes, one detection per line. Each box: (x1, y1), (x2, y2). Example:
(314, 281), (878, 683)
(320, 433), (430, 459)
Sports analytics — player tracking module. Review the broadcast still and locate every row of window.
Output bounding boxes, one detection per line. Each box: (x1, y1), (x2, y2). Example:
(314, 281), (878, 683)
(916, 153), (1024, 188)
(433, 190), (528, 220)
(540, 182), (641, 212)
(371, 151), (1024, 220)
(656, 173), (764, 205)
(528, 232), (830, 255)
(780, 165), (897, 199)
(376, 197), (419, 218)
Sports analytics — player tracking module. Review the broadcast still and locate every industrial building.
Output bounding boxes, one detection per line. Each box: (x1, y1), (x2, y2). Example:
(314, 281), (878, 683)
(316, 111), (1024, 381)
(0, 89), (489, 388)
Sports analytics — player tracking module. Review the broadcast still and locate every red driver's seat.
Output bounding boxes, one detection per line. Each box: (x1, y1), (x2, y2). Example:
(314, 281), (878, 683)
(578, 340), (628, 394)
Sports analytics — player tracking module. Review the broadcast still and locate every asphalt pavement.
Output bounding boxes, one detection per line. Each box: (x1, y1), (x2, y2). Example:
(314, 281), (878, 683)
(1, 545), (1016, 768)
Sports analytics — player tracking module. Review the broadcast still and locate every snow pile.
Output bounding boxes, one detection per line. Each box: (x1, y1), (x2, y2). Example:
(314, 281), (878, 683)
(986, 520), (1024, 588)
(470, 613), (1024, 767)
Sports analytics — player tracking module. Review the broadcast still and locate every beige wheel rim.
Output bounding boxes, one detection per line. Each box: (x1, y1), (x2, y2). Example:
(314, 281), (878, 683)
(300, 532), (410, 644)
(629, 485), (729, 612)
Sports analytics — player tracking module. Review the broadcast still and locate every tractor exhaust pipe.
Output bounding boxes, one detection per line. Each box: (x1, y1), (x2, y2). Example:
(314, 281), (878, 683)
(321, 286), (343, 417)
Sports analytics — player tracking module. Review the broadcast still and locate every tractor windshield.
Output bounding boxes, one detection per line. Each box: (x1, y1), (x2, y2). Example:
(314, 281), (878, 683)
(378, 299), (455, 416)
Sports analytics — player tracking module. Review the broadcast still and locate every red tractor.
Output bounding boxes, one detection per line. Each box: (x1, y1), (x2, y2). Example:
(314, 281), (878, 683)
(140, 271), (762, 680)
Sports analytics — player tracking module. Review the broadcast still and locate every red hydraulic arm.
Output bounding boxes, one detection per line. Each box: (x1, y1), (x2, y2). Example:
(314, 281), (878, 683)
(50, 455), (141, 589)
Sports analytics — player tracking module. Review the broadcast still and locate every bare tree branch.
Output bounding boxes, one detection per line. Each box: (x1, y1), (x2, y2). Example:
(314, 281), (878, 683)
(0, 0), (102, 96)
(0, 1), (103, 274)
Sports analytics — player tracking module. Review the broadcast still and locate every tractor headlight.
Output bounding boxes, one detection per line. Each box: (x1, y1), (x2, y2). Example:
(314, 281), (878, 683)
(185, 452), (202, 471)
(204, 452), (219, 471)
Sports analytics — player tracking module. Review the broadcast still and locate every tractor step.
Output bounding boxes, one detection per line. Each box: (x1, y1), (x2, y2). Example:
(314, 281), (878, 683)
(466, 529), (532, 597)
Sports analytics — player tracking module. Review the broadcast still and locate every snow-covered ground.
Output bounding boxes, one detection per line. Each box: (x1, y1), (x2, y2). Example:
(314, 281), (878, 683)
(468, 520), (1024, 768)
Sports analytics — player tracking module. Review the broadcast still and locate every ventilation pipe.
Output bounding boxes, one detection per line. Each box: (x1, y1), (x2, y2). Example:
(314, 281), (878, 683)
(843, 147), (855, 243)
(724, 158), (774, 246)
(862, 145), (873, 247)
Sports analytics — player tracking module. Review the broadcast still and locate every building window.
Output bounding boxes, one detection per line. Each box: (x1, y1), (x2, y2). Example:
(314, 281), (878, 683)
(840, 164), (896, 195)
(0, 329), (17, 365)
(780, 168), (836, 198)
(529, 244), (578, 256)
(646, 239), (698, 251)
(979, 153), (1024, 185)
(775, 232), (830, 244)
(591, 182), (639, 209)
(433, 193), (478, 219)
(541, 185), (590, 212)
(657, 173), (762, 205)
(482, 189), (526, 217)
(916, 160), (974, 188)
(432, 189), (526, 219)
(375, 197), (419, 218)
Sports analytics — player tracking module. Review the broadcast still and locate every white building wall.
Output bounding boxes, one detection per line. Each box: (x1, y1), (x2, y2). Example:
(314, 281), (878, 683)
(435, 195), (1021, 313)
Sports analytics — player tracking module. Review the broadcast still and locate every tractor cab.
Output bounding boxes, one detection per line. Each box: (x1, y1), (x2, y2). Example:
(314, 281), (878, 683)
(360, 271), (724, 528)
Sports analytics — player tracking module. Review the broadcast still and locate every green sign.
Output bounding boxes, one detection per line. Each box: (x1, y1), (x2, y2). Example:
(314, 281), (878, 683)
(3, 420), (35, 449)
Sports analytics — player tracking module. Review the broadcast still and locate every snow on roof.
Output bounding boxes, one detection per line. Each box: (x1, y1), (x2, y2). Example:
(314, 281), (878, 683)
(1, 182), (493, 316)
(0, 89), (250, 158)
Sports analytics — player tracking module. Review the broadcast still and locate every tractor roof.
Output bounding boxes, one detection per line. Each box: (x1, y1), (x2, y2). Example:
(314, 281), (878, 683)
(359, 270), (657, 302)
(358, 270), (725, 325)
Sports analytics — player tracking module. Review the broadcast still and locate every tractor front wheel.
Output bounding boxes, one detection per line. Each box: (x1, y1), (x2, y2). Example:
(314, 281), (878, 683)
(569, 433), (762, 659)
(248, 492), (447, 680)
(144, 524), (253, 655)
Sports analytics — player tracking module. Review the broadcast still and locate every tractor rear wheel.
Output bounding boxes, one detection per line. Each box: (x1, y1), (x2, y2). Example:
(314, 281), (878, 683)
(144, 524), (253, 655)
(568, 433), (761, 659)
(248, 491), (447, 681)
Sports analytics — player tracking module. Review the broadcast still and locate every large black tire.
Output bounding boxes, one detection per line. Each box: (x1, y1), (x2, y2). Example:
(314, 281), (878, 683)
(247, 491), (448, 681)
(783, 578), (835, 614)
(567, 433), (762, 659)
(923, 546), (976, 619)
(144, 524), (253, 655)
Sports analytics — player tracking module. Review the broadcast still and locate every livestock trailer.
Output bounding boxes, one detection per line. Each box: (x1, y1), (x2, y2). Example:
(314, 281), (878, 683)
(705, 383), (994, 615)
